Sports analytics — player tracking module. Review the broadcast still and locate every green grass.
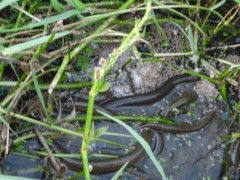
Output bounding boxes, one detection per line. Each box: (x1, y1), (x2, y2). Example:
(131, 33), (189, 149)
(0, 0), (240, 179)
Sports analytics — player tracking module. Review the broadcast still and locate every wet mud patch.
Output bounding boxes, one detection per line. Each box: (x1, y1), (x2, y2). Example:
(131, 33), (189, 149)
(2, 74), (230, 179)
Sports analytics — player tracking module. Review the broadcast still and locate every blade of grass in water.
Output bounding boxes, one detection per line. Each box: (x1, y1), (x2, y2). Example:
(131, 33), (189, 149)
(111, 162), (129, 180)
(97, 110), (167, 180)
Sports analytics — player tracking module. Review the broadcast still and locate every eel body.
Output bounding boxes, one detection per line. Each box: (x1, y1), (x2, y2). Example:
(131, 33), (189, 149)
(53, 75), (218, 174)
(161, 91), (198, 117)
(53, 128), (154, 174)
(141, 111), (216, 134)
(101, 74), (200, 109)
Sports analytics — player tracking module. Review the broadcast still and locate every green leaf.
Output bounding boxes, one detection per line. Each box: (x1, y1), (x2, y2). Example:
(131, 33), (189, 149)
(98, 110), (167, 180)
(235, 102), (240, 111)
(30, 62), (51, 122)
(226, 133), (240, 145)
(76, 55), (90, 71)
(0, 115), (18, 137)
(51, 0), (66, 12)
(217, 68), (231, 81)
(95, 126), (108, 139)
(210, 0), (226, 11)
(0, 0), (19, 10)
(1, 31), (70, 55)
(234, 0), (240, 4)
(0, 175), (38, 180)
(220, 81), (227, 101)
(67, 0), (86, 10)
(98, 82), (111, 92)
(111, 162), (129, 180)
(0, 9), (80, 33)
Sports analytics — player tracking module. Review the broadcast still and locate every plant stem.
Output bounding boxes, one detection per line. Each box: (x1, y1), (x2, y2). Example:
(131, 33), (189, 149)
(0, 106), (83, 138)
(80, 90), (96, 179)
(0, 81), (92, 89)
(80, 0), (152, 178)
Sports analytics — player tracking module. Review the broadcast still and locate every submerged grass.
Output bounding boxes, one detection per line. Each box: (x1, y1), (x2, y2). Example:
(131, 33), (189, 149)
(0, 0), (240, 179)
(98, 110), (167, 179)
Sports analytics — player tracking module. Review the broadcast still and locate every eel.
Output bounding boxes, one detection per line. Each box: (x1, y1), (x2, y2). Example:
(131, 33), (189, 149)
(53, 75), (217, 174)
(53, 112), (216, 174)
(161, 91), (198, 117)
(101, 74), (200, 109)
(141, 111), (217, 134)
(52, 128), (155, 174)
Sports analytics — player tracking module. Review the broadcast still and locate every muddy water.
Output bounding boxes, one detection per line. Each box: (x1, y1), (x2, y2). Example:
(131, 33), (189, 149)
(1, 75), (231, 179)
(98, 76), (229, 179)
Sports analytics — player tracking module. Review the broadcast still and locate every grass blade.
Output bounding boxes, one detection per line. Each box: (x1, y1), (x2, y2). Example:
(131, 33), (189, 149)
(0, 174), (38, 180)
(0, 0), (19, 10)
(1, 31), (70, 55)
(69, 0), (86, 10)
(30, 63), (51, 122)
(211, 0), (226, 11)
(111, 162), (129, 180)
(0, 115), (18, 137)
(51, 0), (66, 12)
(97, 110), (167, 180)
(0, 9), (79, 33)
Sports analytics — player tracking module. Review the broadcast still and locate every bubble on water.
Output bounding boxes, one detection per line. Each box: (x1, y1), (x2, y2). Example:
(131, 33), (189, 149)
(166, 134), (171, 141)
(89, 164), (93, 172)
(208, 144), (212, 150)
(173, 165), (179, 170)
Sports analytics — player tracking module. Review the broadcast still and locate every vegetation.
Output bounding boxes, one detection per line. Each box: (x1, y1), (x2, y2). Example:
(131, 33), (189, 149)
(0, 0), (240, 179)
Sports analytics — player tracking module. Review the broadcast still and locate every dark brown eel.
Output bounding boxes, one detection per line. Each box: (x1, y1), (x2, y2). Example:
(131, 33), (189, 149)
(53, 75), (217, 174)
(141, 111), (217, 134)
(161, 91), (198, 117)
(101, 74), (200, 108)
(53, 112), (216, 174)
(52, 128), (154, 174)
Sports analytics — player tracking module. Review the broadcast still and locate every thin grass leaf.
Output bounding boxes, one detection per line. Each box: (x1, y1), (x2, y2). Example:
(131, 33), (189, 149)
(30, 63), (51, 122)
(94, 126), (108, 139)
(187, 25), (198, 54)
(217, 68), (232, 81)
(111, 162), (129, 180)
(0, 174), (38, 180)
(0, 106), (84, 138)
(97, 110), (167, 180)
(1, 31), (70, 55)
(0, 9), (79, 33)
(210, 0), (226, 11)
(29, 33), (57, 122)
(151, 12), (169, 46)
(11, 3), (40, 23)
(234, 0), (240, 4)
(184, 70), (219, 84)
(0, 115), (19, 137)
(0, 0), (19, 10)
(220, 81), (227, 101)
(51, 0), (66, 12)
(70, 0), (86, 10)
